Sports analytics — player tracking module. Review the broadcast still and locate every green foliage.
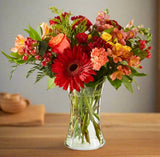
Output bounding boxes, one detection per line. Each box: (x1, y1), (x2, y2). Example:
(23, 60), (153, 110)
(26, 65), (40, 78)
(132, 48), (147, 60)
(47, 77), (56, 90)
(103, 27), (114, 34)
(37, 40), (48, 56)
(130, 67), (147, 77)
(49, 6), (63, 15)
(107, 76), (122, 90)
(24, 25), (41, 41)
(1, 50), (27, 64)
(37, 25), (42, 37)
(35, 71), (45, 83)
(10, 64), (19, 80)
(122, 76), (133, 93)
(104, 8), (109, 15)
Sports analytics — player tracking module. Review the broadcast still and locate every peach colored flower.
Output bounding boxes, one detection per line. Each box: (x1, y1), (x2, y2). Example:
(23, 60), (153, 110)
(110, 65), (131, 81)
(41, 22), (51, 39)
(95, 11), (113, 32)
(125, 20), (134, 29)
(128, 55), (141, 68)
(110, 70), (123, 81)
(11, 35), (25, 55)
(91, 47), (109, 71)
(126, 28), (139, 40)
(111, 28), (127, 45)
(48, 33), (71, 54)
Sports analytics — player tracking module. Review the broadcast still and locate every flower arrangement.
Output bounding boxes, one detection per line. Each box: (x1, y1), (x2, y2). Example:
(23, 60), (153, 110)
(1, 7), (152, 150)
(1, 7), (152, 93)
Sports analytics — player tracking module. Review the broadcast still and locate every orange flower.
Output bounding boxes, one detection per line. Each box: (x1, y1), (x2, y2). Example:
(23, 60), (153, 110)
(110, 65), (131, 81)
(91, 48), (109, 71)
(110, 70), (123, 81)
(48, 33), (71, 54)
(128, 55), (141, 67)
(11, 35), (25, 55)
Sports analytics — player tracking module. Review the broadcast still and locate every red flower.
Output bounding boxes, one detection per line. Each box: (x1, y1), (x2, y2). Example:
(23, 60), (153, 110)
(52, 46), (96, 92)
(107, 20), (122, 30)
(89, 36), (112, 50)
(49, 12), (71, 25)
(76, 32), (88, 43)
(71, 15), (92, 30)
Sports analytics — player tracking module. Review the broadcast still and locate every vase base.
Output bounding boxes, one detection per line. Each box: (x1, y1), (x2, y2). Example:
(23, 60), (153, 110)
(64, 139), (105, 150)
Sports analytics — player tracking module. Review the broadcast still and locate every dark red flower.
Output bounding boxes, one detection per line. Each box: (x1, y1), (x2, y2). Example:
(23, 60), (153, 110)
(89, 36), (111, 50)
(76, 32), (88, 44)
(107, 20), (122, 30)
(71, 15), (92, 30)
(49, 12), (71, 25)
(52, 45), (96, 92)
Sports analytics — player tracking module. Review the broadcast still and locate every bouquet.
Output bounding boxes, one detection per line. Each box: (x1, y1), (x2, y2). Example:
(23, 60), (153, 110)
(1, 7), (152, 93)
(1, 7), (152, 150)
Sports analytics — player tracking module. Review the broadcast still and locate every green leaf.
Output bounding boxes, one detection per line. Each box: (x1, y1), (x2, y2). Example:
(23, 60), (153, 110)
(107, 76), (122, 90)
(37, 40), (48, 56)
(122, 76), (133, 93)
(35, 71), (45, 83)
(130, 67), (147, 77)
(26, 66), (38, 78)
(104, 8), (109, 15)
(47, 77), (56, 90)
(10, 52), (21, 58)
(1, 50), (16, 60)
(49, 6), (61, 14)
(103, 27), (114, 34)
(37, 25), (42, 37)
(132, 48), (147, 60)
(24, 25), (41, 41)
(10, 64), (19, 80)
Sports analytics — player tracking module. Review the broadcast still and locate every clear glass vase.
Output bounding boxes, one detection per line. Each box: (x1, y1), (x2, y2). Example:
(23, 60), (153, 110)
(64, 82), (105, 150)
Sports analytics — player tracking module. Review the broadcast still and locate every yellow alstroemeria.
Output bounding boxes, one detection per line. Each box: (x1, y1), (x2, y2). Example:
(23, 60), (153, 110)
(123, 45), (132, 52)
(101, 32), (112, 42)
(114, 43), (132, 52)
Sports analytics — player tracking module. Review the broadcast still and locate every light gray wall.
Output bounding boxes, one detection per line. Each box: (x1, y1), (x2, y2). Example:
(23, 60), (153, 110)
(0, 0), (157, 113)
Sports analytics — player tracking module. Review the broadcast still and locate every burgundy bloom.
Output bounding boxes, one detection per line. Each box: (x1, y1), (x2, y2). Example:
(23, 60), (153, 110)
(107, 20), (122, 30)
(76, 32), (88, 44)
(49, 12), (71, 25)
(89, 36), (111, 50)
(71, 15), (92, 30)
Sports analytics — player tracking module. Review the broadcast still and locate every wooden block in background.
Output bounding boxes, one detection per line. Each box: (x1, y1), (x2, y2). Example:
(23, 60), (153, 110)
(0, 105), (45, 126)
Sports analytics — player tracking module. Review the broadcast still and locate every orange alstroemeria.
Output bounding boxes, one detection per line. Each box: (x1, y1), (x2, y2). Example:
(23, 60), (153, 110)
(128, 55), (141, 68)
(11, 35), (25, 55)
(110, 65), (131, 81)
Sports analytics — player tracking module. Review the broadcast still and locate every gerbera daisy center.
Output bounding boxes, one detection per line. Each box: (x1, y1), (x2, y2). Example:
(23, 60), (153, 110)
(69, 63), (78, 72)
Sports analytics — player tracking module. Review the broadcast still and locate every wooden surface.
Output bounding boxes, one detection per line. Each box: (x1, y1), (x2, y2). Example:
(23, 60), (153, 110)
(0, 113), (160, 157)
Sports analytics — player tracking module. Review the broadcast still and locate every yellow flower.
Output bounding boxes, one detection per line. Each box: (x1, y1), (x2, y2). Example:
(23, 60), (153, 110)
(101, 32), (112, 41)
(114, 43), (123, 50)
(107, 41), (114, 46)
(88, 34), (92, 40)
(123, 45), (132, 51)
